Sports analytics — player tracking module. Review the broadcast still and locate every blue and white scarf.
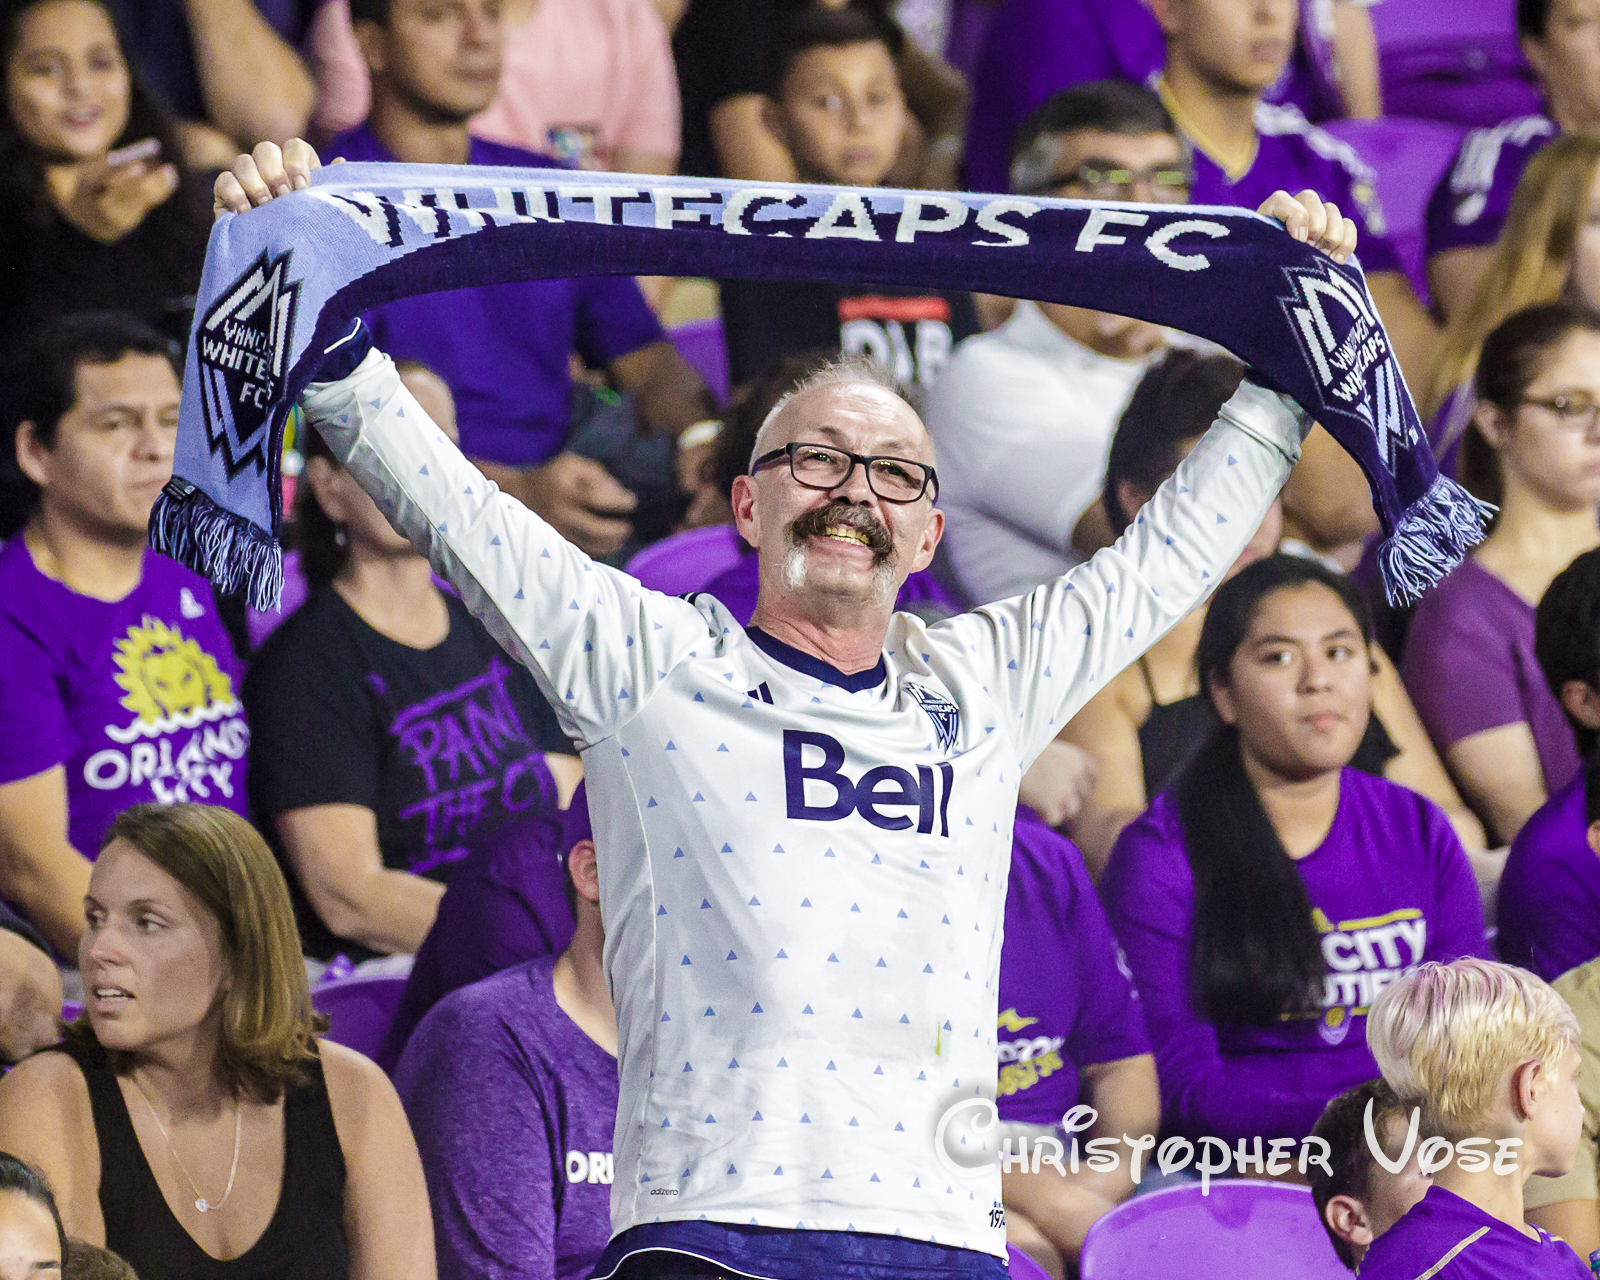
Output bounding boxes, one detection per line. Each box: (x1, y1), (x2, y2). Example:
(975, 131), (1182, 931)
(153, 163), (1488, 609)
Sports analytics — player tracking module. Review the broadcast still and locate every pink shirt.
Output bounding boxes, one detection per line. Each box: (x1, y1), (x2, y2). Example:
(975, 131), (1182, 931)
(308, 0), (681, 169)
(474, 0), (681, 168)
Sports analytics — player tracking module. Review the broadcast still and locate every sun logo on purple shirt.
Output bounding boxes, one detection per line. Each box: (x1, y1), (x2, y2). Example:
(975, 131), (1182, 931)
(111, 616), (237, 730)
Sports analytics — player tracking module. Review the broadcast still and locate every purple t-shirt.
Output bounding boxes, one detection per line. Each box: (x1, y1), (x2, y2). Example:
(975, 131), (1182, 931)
(326, 125), (666, 468)
(0, 539), (250, 857)
(393, 953), (616, 1280)
(962, 0), (1337, 196)
(1184, 101), (1405, 278)
(997, 808), (1149, 1124)
(379, 795), (593, 1072)
(702, 551), (959, 629)
(1403, 558), (1582, 796)
(1499, 773), (1600, 982)
(1425, 115), (1556, 258)
(1358, 1185), (1590, 1280)
(1101, 769), (1485, 1144)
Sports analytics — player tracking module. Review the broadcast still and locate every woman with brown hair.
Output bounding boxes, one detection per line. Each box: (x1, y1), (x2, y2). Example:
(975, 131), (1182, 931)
(0, 803), (434, 1280)
(1423, 132), (1600, 488)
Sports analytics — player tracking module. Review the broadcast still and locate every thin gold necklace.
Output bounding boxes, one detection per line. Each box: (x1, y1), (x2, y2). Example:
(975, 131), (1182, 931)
(130, 1075), (242, 1214)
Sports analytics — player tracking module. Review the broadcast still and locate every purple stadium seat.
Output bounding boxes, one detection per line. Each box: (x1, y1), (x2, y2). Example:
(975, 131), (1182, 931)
(1322, 116), (1467, 307)
(311, 973), (410, 1062)
(1371, 0), (1541, 128)
(1079, 1180), (1349, 1279)
(1006, 1244), (1051, 1279)
(624, 524), (745, 597)
(668, 317), (730, 405)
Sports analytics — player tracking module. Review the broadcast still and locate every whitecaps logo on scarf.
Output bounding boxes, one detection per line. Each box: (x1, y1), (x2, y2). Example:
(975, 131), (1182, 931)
(1276, 262), (1417, 473)
(196, 248), (302, 479)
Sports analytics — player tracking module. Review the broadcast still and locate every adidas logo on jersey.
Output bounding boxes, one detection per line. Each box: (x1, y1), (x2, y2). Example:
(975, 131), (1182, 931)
(783, 730), (954, 835)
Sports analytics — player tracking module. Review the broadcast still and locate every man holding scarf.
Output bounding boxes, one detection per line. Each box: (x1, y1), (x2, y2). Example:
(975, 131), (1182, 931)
(219, 140), (1349, 1279)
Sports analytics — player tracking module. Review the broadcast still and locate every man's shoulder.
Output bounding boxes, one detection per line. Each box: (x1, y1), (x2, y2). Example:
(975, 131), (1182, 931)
(1253, 102), (1375, 189)
(0, 537), (43, 631)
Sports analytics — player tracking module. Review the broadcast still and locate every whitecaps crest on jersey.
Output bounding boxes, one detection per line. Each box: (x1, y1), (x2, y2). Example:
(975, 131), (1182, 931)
(904, 682), (960, 753)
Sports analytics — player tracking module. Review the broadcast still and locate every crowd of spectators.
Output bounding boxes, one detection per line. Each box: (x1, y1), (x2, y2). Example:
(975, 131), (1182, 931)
(1, 0), (1600, 1277)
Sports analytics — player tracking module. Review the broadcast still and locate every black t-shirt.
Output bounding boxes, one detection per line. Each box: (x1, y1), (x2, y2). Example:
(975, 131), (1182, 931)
(671, 0), (774, 179)
(0, 199), (207, 357)
(243, 587), (571, 960)
(718, 279), (981, 391)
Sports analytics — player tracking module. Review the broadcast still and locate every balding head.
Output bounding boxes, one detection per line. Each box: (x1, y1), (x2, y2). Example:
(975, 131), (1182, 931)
(732, 355), (944, 642)
(749, 355), (935, 472)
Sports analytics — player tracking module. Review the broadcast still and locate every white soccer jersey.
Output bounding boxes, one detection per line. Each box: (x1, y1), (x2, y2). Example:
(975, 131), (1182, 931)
(304, 353), (1302, 1259)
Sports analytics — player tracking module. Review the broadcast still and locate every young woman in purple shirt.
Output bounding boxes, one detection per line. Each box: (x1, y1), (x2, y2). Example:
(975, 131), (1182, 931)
(1104, 556), (1487, 1147)
(1406, 303), (1600, 846)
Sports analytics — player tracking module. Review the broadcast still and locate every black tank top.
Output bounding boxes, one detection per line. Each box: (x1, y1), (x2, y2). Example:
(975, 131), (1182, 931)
(47, 1036), (350, 1280)
(1135, 655), (1400, 797)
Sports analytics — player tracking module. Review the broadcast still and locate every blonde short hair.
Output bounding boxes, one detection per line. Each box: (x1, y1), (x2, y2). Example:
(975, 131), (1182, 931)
(1367, 958), (1580, 1141)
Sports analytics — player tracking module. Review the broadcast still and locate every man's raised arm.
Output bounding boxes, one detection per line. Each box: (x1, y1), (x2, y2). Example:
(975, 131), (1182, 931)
(215, 142), (719, 748)
(936, 191), (1349, 768)
(301, 344), (714, 750)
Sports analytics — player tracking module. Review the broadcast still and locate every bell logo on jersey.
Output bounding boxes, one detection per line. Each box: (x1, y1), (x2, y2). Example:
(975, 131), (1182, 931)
(783, 730), (954, 835)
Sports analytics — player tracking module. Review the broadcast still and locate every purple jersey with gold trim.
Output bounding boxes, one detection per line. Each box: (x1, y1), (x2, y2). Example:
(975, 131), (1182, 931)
(1359, 1185), (1590, 1279)
(1185, 101), (1404, 278)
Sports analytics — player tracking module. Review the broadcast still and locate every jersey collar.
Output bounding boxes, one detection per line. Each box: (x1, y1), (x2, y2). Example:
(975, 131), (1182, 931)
(746, 626), (887, 693)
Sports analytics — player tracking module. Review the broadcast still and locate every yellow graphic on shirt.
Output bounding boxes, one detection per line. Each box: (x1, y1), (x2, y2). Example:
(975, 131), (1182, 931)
(998, 1010), (1067, 1097)
(87, 614), (249, 804)
(997, 1008), (1038, 1033)
(112, 616), (235, 726)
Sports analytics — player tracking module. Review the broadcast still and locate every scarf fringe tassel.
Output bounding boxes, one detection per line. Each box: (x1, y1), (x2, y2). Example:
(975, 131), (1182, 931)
(1377, 474), (1495, 606)
(149, 480), (285, 613)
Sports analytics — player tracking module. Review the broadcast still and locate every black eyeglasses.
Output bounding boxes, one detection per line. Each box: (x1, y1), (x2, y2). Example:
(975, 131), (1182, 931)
(749, 441), (939, 503)
(1025, 163), (1193, 203)
(1520, 393), (1600, 435)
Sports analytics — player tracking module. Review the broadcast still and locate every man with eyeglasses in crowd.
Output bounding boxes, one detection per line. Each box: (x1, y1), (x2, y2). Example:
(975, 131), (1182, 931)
(926, 81), (1194, 609)
(220, 133), (1354, 1280)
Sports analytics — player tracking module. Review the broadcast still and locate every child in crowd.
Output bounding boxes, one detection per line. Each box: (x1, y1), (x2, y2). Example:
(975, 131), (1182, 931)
(1361, 958), (1590, 1279)
(64, 1239), (139, 1280)
(1308, 1080), (1432, 1270)
(996, 809), (1157, 1278)
(1499, 547), (1600, 981)
(1405, 303), (1600, 845)
(1522, 954), (1600, 1261)
(1102, 556), (1487, 1147)
(716, 6), (979, 393)
(0, 0), (211, 351)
